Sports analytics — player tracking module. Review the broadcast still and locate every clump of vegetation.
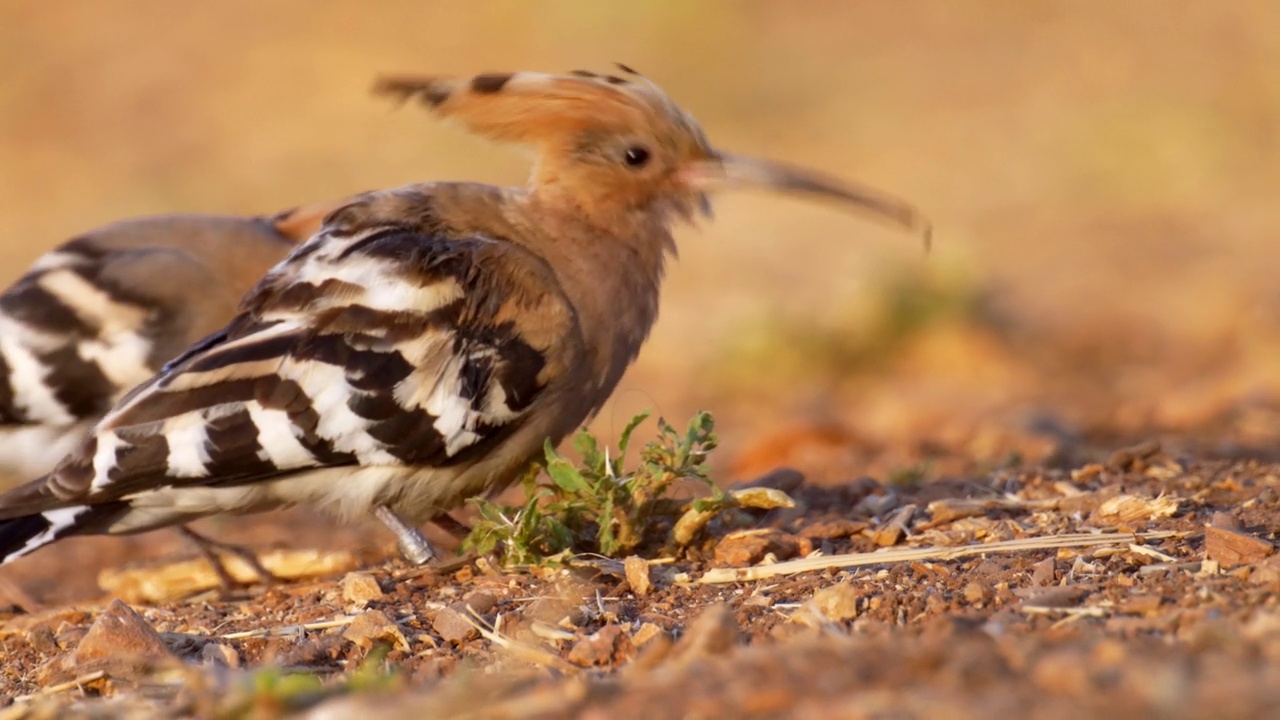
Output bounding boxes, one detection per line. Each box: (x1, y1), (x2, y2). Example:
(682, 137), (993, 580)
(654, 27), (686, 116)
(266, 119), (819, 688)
(212, 643), (400, 718)
(886, 462), (932, 488)
(463, 411), (787, 566)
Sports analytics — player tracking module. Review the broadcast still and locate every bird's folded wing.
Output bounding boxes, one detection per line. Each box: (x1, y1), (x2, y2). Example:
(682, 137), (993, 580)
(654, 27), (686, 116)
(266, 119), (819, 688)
(0, 200), (582, 516)
(0, 210), (319, 431)
(0, 242), (222, 427)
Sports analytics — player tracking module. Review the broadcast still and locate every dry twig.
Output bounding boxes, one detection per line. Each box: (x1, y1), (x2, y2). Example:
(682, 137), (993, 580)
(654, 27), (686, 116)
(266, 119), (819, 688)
(12, 670), (107, 703)
(220, 615), (358, 640)
(690, 530), (1185, 584)
(461, 607), (576, 672)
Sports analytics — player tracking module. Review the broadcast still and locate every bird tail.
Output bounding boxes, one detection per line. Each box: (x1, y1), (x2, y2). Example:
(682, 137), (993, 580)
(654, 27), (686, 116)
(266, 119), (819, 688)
(0, 504), (123, 565)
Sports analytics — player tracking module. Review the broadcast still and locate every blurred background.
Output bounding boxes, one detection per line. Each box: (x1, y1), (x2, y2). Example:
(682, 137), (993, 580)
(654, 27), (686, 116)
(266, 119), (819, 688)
(3, 0), (1279, 489)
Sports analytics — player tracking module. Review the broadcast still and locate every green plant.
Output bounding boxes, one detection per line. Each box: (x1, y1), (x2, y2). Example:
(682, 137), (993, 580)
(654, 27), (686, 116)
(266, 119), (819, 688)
(213, 643), (400, 718)
(462, 411), (725, 565)
(887, 461), (932, 488)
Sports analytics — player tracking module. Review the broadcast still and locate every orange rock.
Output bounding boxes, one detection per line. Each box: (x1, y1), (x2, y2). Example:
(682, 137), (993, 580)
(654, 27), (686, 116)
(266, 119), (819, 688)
(1205, 525), (1275, 567)
(670, 605), (741, 660)
(810, 582), (860, 622)
(624, 556), (653, 597)
(343, 609), (409, 650)
(430, 606), (478, 645)
(340, 572), (384, 607)
(73, 599), (173, 664)
(798, 517), (869, 540)
(713, 529), (801, 567)
(38, 599), (177, 685)
(567, 624), (634, 667)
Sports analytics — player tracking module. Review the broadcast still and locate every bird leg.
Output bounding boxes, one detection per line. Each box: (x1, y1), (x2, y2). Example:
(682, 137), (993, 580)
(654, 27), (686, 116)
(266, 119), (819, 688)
(176, 526), (280, 590)
(430, 512), (472, 542)
(375, 505), (437, 565)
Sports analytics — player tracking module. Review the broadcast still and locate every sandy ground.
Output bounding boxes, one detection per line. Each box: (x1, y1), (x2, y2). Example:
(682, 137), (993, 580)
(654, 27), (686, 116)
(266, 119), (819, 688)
(1, 319), (1279, 718)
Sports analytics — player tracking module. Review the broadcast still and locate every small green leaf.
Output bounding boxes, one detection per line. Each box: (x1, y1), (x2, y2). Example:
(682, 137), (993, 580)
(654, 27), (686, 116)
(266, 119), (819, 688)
(657, 416), (676, 439)
(616, 410), (652, 466)
(545, 458), (588, 491)
(545, 442), (591, 494)
(574, 430), (605, 476)
(597, 494), (617, 555)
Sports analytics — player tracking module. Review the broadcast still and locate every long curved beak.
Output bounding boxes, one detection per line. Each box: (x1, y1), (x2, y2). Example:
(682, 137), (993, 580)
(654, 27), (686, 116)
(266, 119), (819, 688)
(681, 153), (932, 251)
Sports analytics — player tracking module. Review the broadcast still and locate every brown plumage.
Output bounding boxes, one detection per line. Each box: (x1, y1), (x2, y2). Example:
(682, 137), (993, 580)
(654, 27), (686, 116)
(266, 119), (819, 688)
(0, 202), (339, 478)
(0, 67), (929, 566)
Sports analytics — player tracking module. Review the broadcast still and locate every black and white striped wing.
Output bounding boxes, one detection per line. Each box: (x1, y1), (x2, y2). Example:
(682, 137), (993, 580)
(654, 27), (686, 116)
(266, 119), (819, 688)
(0, 234), (225, 479)
(0, 214), (308, 477)
(0, 242), (195, 428)
(1, 221), (580, 517)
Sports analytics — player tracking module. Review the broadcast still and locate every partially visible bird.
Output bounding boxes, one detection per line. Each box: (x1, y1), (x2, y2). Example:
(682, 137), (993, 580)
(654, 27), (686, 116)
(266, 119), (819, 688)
(0, 66), (930, 568)
(0, 203), (338, 478)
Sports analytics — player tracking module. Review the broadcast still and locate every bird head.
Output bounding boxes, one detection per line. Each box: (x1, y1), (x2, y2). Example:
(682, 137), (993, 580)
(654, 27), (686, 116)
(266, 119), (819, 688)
(374, 66), (930, 246)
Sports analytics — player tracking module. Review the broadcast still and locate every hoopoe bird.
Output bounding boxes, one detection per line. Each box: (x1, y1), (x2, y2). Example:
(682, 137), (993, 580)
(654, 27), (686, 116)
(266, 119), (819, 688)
(0, 205), (337, 479)
(0, 67), (929, 568)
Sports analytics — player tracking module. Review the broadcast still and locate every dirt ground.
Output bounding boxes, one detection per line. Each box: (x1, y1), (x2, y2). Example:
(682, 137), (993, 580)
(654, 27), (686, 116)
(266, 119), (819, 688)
(2, 323), (1279, 719)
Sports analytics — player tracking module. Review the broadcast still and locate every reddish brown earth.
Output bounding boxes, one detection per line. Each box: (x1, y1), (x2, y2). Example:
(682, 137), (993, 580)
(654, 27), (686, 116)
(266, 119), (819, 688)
(3, 284), (1280, 718)
(1, 388), (1278, 718)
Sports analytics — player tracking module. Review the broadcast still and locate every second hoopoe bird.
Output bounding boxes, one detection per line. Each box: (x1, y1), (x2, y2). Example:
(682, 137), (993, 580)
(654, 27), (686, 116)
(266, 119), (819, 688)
(0, 66), (929, 567)
(0, 206), (336, 479)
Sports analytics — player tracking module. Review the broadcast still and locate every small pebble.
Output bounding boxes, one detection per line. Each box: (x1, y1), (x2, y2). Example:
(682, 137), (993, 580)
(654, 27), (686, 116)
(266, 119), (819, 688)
(341, 572), (385, 607)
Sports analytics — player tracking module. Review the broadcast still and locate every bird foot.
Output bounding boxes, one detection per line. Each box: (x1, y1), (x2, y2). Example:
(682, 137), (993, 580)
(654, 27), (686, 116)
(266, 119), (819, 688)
(375, 506), (437, 565)
(176, 526), (281, 591)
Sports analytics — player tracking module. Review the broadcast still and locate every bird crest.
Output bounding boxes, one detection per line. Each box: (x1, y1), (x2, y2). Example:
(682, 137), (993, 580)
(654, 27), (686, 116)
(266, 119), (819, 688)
(375, 66), (931, 245)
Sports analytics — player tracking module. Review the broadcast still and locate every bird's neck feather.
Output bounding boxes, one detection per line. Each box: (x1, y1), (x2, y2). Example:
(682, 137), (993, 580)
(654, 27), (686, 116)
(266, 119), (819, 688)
(429, 183), (674, 405)
(509, 194), (674, 403)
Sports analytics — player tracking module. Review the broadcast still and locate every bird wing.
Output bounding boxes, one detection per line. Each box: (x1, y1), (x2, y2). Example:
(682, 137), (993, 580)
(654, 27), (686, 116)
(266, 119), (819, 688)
(0, 186), (583, 517)
(0, 240), (223, 428)
(0, 213), (315, 431)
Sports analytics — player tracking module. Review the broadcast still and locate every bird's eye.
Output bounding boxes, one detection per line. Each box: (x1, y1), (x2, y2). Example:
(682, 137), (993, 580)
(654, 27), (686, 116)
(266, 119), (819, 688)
(623, 146), (651, 168)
